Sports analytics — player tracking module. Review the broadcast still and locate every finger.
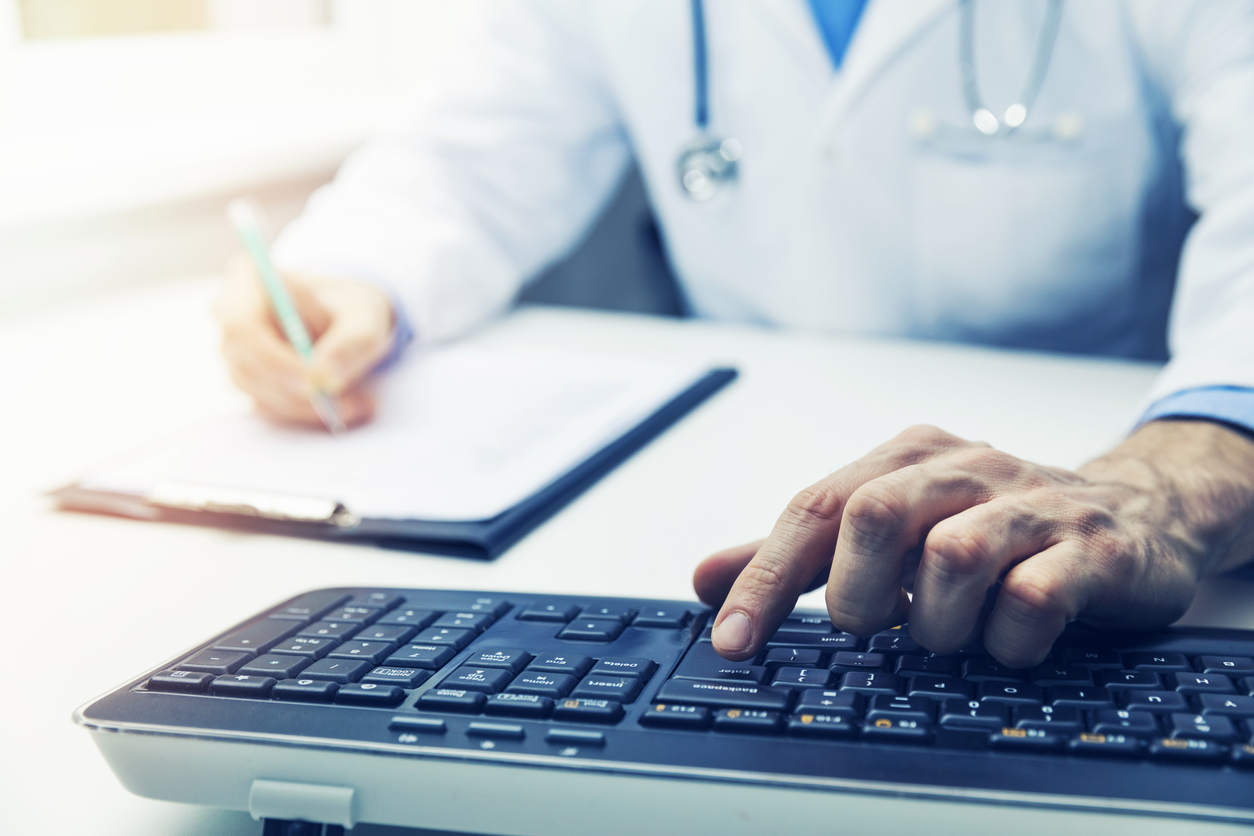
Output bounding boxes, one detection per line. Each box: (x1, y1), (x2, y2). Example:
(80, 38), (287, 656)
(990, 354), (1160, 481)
(982, 541), (1090, 668)
(908, 494), (1062, 654)
(693, 540), (766, 607)
(221, 328), (310, 402)
(249, 378), (376, 429)
(310, 304), (392, 394)
(826, 447), (1039, 636)
(709, 426), (976, 660)
(285, 277), (334, 339)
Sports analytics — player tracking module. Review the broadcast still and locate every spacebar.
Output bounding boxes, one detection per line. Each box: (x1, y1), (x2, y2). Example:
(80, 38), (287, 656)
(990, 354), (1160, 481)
(654, 680), (790, 711)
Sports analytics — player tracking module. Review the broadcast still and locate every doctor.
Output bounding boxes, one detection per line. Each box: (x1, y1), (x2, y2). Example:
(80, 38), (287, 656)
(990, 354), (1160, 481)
(214, 0), (1254, 667)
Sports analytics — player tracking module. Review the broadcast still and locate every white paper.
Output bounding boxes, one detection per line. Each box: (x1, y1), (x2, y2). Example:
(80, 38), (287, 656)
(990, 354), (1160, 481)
(83, 346), (713, 522)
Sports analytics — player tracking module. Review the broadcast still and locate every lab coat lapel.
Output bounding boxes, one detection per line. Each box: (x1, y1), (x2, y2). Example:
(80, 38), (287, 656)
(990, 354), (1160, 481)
(818, 0), (955, 132)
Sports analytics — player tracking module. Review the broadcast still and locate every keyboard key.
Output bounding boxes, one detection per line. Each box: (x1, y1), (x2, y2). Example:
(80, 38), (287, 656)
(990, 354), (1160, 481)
(589, 657), (658, 680)
(907, 676), (974, 701)
(147, 669), (214, 693)
(327, 641), (396, 665)
(1194, 693), (1254, 718)
(787, 712), (857, 738)
(672, 643), (765, 683)
(1231, 743), (1254, 767)
(209, 674), (276, 698)
(1097, 670), (1162, 691)
(388, 716), (447, 734)
(1148, 737), (1225, 762)
(212, 620), (299, 655)
(463, 598), (511, 618)
(269, 591), (350, 621)
(1171, 672), (1236, 695)
(961, 658), (1024, 683)
(713, 708), (782, 734)
(465, 648), (533, 673)
(771, 667), (834, 689)
(417, 688), (486, 714)
(272, 678), (339, 702)
(526, 653), (594, 677)
(939, 699), (1008, 731)
(431, 612), (494, 632)
(484, 693), (554, 719)
(176, 650), (251, 676)
(1067, 733), (1143, 758)
(838, 671), (904, 696)
(977, 682), (1043, 705)
(267, 636), (338, 660)
(1242, 677), (1254, 697)
(545, 728), (606, 745)
(517, 602), (580, 622)
(1125, 652), (1190, 673)
(988, 727), (1062, 752)
(1169, 712), (1239, 742)
(1119, 690), (1188, 713)
(322, 606), (383, 625)
(764, 647), (823, 670)
(828, 651), (886, 674)
(298, 621), (361, 641)
(1091, 709), (1159, 737)
(352, 625), (418, 644)
(577, 605), (635, 623)
(508, 672), (577, 699)
(867, 632), (922, 654)
(632, 607), (691, 629)
(780, 615), (834, 633)
(572, 676), (642, 703)
(1061, 648), (1123, 669)
(346, 592), (404, 609)
(409, 628), (476, 651)
(639, 703), (712, 729)
(769, 633), (860, 652)
(465, 721), (525, 740)
(375, 609), (438, 629)
(1047, 686), (1113, 709)
(863, 717), (933, 743)
(895, 655), (957, 678)
(654, 680), (791, 711)
(796, 689), (863, 718)
(236, 654), (311, 680)
(559, 619), (626, 642)
(867, 695), (935, 724)
(361, 667), (432, 689)
(1031, 665), (1093, 687)
(1014, 705), (1082, 734)
(1195, 656), (1254, 675)
(552, 698), (626, 724)
(386, 644), (457, 670)
(298, 658), (373, 684)
(440, 666), (514, 694)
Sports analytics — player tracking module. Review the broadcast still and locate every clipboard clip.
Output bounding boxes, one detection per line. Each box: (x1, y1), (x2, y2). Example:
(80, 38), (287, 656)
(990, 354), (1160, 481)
(147, 482), (362, 530)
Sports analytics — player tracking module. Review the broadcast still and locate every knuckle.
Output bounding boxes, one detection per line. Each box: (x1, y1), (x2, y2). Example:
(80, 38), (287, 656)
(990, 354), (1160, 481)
(843, 483), (910, 540)
(1000, 567), (1073, 622)
(948, 446), (1021, 480)
(737, 553), (793, 599)
(785, 482), (846, 528)
(924, 522), (994, 577)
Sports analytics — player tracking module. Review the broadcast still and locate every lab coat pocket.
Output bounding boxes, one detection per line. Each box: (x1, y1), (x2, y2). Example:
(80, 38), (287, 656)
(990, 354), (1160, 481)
(908, 126), (1150, 348)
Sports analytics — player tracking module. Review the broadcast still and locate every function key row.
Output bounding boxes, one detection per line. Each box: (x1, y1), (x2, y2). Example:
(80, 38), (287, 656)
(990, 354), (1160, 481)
(517, 603), (693, 630)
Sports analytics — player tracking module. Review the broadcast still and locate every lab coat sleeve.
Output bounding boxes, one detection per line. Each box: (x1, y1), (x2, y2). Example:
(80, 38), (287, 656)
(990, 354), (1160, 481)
(271, 1), (631, 344)
(1135, 1), (1254, 405)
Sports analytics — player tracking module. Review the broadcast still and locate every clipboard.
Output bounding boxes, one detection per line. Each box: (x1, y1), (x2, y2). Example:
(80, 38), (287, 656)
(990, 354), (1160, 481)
(54, 365), (737, 559)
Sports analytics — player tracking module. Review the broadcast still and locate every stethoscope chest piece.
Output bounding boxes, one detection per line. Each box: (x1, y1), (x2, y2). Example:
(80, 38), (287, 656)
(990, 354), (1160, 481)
(676, 135), (742, 201)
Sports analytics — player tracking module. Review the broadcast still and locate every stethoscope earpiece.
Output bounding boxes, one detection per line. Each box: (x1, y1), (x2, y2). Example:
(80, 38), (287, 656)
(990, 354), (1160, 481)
(676, 136), (741, 201)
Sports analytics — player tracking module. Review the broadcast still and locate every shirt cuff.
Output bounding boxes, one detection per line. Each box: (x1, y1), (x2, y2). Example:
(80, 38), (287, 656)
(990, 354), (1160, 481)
(1138, 386), (1254, 437)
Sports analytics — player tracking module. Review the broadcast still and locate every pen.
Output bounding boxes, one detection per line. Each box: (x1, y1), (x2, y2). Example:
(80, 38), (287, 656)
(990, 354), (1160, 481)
(227, 198), (347, 435)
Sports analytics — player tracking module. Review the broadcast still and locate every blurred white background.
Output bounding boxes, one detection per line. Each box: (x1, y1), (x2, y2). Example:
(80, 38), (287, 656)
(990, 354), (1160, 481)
(0, 0), (456, 319)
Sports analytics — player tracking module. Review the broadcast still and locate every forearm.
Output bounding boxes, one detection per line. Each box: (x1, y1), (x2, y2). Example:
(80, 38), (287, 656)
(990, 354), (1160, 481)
(1078, 419), (1254, 580)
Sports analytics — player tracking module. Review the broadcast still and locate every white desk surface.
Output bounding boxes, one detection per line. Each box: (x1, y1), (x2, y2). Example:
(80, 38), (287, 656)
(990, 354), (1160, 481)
(3, 279), (1252, 836)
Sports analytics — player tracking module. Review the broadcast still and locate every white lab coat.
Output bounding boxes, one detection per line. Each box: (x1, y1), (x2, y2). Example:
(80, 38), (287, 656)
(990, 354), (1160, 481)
(274, 0), (1254, 405)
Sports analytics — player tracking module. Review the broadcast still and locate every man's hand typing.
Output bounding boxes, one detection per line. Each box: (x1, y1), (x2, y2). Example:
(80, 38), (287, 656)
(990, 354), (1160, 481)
(693, 421), (1254, 668)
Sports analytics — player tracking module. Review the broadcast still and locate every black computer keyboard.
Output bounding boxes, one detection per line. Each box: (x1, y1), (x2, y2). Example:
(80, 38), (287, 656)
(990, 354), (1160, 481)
(76, 588), (1254, 833)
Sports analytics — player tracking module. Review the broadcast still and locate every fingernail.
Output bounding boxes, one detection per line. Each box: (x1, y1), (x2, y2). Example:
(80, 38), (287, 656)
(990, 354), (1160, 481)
(714, 611), (753, 653)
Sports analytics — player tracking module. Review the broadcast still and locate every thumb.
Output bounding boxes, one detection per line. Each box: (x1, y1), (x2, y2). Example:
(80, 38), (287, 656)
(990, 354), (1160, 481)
(310, 304), (392, 394)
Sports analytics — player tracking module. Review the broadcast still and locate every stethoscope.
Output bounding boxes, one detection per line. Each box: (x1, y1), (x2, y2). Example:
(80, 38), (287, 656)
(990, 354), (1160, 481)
(676, 0), (1068, 201)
